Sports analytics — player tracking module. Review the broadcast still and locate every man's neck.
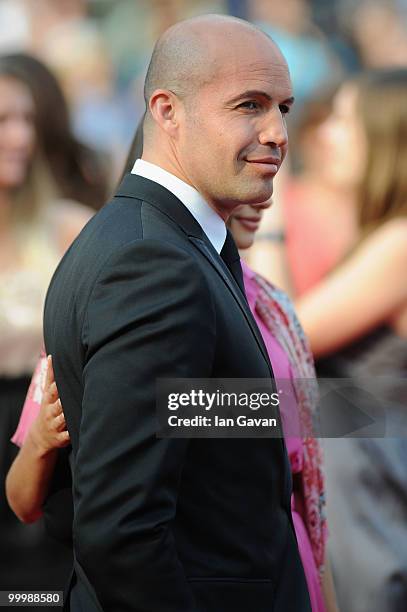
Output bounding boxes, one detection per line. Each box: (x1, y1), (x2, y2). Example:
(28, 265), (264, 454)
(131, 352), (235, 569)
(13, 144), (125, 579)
(141, 154), (189, 184)
(140, 155), (229, 222)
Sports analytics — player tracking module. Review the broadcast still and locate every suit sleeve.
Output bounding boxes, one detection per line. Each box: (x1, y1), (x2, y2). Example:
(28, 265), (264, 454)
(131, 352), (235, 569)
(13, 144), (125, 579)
(73, 239), (215, 611)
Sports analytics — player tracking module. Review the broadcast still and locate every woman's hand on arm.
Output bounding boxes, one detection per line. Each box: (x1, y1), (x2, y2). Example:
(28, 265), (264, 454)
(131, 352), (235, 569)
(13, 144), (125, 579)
(5, 356), (70, 523)
(28, 356), (70, 455)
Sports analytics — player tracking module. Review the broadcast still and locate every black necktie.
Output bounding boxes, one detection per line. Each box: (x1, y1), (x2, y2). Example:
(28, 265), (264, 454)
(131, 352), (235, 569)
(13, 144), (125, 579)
(220, 230), (273, 377)
(220, 229), (246, 296)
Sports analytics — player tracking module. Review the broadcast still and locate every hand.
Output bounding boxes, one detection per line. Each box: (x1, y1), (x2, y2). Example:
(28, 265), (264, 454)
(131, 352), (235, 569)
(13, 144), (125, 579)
(28, 355), (70, 456)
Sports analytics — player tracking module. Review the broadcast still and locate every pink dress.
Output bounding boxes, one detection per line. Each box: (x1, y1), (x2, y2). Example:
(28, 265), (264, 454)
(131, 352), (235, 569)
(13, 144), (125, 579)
(243, 260), (326, 612)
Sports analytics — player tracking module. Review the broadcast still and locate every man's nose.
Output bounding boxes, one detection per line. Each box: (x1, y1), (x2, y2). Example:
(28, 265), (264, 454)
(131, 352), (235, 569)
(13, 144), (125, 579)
(258, 109), (288, 149)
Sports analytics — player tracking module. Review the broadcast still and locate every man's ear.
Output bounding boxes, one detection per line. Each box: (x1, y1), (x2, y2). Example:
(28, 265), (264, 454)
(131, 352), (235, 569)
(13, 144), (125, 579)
(149, 89), (180, 137)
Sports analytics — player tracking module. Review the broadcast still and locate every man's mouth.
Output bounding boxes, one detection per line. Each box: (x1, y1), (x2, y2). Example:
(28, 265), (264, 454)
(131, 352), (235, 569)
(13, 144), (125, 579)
(234, 216), (261, 232)
(245, 157), (281, 174)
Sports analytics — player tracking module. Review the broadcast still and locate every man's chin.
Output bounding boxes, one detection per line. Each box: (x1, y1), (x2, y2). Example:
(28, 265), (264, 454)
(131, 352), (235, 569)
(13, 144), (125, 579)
(248, 183), (273, 205)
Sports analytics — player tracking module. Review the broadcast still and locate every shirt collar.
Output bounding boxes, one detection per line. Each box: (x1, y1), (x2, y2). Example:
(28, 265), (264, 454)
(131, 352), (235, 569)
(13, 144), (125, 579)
(131, 159), (226, 254)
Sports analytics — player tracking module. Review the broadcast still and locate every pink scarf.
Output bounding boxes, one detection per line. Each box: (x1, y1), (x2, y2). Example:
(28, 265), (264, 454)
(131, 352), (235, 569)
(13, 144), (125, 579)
(253, 272), (327, 580)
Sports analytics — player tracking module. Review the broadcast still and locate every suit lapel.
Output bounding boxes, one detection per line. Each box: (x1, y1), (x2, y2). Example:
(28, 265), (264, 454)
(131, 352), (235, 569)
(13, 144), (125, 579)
(190, 237), (274, 378)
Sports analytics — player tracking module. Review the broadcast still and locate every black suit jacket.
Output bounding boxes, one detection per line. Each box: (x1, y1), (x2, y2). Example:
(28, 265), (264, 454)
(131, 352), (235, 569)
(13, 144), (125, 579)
(43, 174), (311, 612)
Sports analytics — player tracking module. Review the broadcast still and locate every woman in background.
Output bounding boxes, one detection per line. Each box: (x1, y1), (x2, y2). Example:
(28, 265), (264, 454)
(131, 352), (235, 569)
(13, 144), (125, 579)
(2, 53), (109, 211)
(266, 69), (407, 611)
(0, 52), (95, 591)
(295, 69), (407, 359)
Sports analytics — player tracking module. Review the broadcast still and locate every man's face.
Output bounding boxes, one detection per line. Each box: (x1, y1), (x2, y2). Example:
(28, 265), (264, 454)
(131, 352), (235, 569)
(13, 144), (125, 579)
(176, 35), (293, 218)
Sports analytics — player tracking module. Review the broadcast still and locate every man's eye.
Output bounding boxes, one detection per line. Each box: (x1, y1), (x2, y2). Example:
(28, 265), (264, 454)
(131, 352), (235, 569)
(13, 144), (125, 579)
(239, 101), (259, 111)
(279, 104), (290, 115)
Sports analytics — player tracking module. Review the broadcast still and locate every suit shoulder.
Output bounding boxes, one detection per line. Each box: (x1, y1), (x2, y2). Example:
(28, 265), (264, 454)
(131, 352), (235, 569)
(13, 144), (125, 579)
(76, 195), (183, 253)
(96, 236), (207, 284)
(83, 195), (143, 242)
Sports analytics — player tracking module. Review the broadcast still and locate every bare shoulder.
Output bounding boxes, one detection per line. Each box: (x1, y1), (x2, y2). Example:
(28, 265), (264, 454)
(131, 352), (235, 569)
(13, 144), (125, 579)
(53, 199), (95, 254)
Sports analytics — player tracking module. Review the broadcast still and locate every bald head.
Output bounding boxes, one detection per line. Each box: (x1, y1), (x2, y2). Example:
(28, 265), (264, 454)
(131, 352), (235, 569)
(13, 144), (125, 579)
(143, 15), (281, 127)
(141, 14), (292, 216)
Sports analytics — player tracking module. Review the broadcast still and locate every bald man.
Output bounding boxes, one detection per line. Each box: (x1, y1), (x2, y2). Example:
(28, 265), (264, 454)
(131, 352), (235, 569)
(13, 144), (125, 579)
(44, 15), (311, 612)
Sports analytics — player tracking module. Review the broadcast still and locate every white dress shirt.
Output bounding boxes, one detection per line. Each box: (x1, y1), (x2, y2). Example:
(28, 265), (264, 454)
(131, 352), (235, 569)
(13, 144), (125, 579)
(131, 159), (226, 254)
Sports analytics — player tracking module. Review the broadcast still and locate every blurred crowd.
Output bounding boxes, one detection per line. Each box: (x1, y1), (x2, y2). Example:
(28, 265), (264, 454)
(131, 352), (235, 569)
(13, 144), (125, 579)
(0, 1), (406, 611)
(0, 0), (405, 179)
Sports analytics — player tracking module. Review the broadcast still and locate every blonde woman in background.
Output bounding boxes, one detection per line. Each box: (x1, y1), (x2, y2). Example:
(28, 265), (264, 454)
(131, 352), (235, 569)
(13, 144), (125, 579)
(295, 69), (407, 359)
(254, 69), (407, 612)
(301, 69), (407, 612)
